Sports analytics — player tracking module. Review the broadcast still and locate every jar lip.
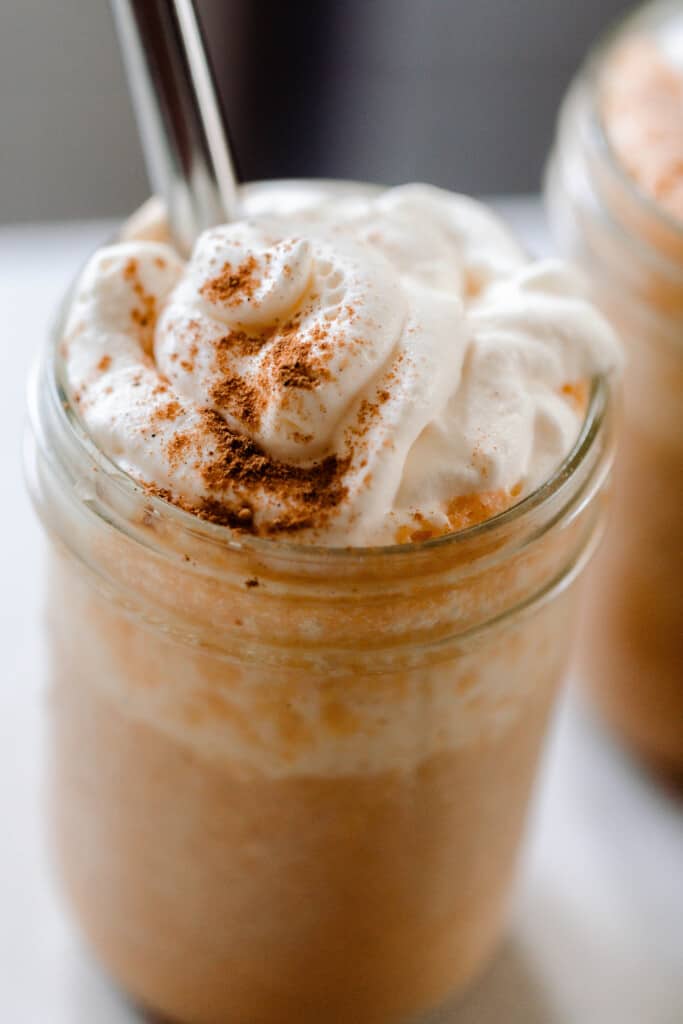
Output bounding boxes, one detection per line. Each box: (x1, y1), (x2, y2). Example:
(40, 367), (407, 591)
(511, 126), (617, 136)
(35, 317), (612, 564)
(583, 0), (683, 244)
(32, 175), (614, 566)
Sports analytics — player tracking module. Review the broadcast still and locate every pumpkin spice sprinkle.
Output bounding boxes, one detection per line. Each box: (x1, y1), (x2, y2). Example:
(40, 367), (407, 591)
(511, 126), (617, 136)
(200, 253), (262, 306)
(62, 184), (621, 544)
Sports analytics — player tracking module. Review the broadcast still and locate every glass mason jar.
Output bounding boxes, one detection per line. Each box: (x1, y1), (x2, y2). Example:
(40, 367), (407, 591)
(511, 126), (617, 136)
(26, 184), (616, 1024)
(545, 1), (683, 781)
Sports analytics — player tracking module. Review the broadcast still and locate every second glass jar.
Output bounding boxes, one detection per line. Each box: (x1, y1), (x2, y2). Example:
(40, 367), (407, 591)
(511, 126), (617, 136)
(545, 0), (683, 780)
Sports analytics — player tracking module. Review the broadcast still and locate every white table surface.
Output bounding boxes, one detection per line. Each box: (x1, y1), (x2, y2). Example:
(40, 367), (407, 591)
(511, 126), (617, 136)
(1, 201), (681, 1024)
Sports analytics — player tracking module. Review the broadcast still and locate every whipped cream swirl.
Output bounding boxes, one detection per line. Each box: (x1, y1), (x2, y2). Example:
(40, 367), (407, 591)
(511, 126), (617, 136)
(62, 184), (621, 544)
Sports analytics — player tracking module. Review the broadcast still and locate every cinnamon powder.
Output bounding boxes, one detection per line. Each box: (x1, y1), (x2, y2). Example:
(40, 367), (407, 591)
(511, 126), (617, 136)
(210, 373), (263, 429)
(200, 255), (261, 307)
(209, 311), (334, 426)
(199, 410), (348, 533)
(145, 409), (349, 536)
(123, 258), (157, 353)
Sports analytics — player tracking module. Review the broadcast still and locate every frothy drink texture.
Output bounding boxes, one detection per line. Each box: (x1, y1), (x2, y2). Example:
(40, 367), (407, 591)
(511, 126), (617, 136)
(603, 37), (683, 222)
(40, 183), (619, 1023)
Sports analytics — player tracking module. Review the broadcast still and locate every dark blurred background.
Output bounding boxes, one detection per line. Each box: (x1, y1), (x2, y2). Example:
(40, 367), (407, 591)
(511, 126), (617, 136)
(1, 0), (633, 221)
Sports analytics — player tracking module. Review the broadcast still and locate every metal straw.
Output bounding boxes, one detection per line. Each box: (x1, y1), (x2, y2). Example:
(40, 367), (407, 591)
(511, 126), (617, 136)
(110, 0), (239, 255)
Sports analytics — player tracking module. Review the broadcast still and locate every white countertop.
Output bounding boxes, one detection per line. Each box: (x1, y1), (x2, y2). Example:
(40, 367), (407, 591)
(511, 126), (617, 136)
(1, 202), (681, 1024)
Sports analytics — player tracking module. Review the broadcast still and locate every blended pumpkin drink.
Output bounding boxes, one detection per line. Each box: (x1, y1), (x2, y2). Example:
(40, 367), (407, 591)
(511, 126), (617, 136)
(27, 182), (620, 1024)
(546, 0), (683, 780)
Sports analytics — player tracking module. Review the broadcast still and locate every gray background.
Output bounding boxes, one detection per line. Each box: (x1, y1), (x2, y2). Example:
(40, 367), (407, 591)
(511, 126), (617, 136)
(1, 0), (633, 222)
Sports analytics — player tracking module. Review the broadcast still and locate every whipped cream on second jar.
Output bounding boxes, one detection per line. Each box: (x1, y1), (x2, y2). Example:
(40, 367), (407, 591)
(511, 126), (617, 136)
(63, 183), (620, 545)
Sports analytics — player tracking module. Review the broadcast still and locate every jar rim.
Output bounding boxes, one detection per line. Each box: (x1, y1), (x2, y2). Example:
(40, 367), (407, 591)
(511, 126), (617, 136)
(31, 332), (611, 568)
(30, 176), (615, 569)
